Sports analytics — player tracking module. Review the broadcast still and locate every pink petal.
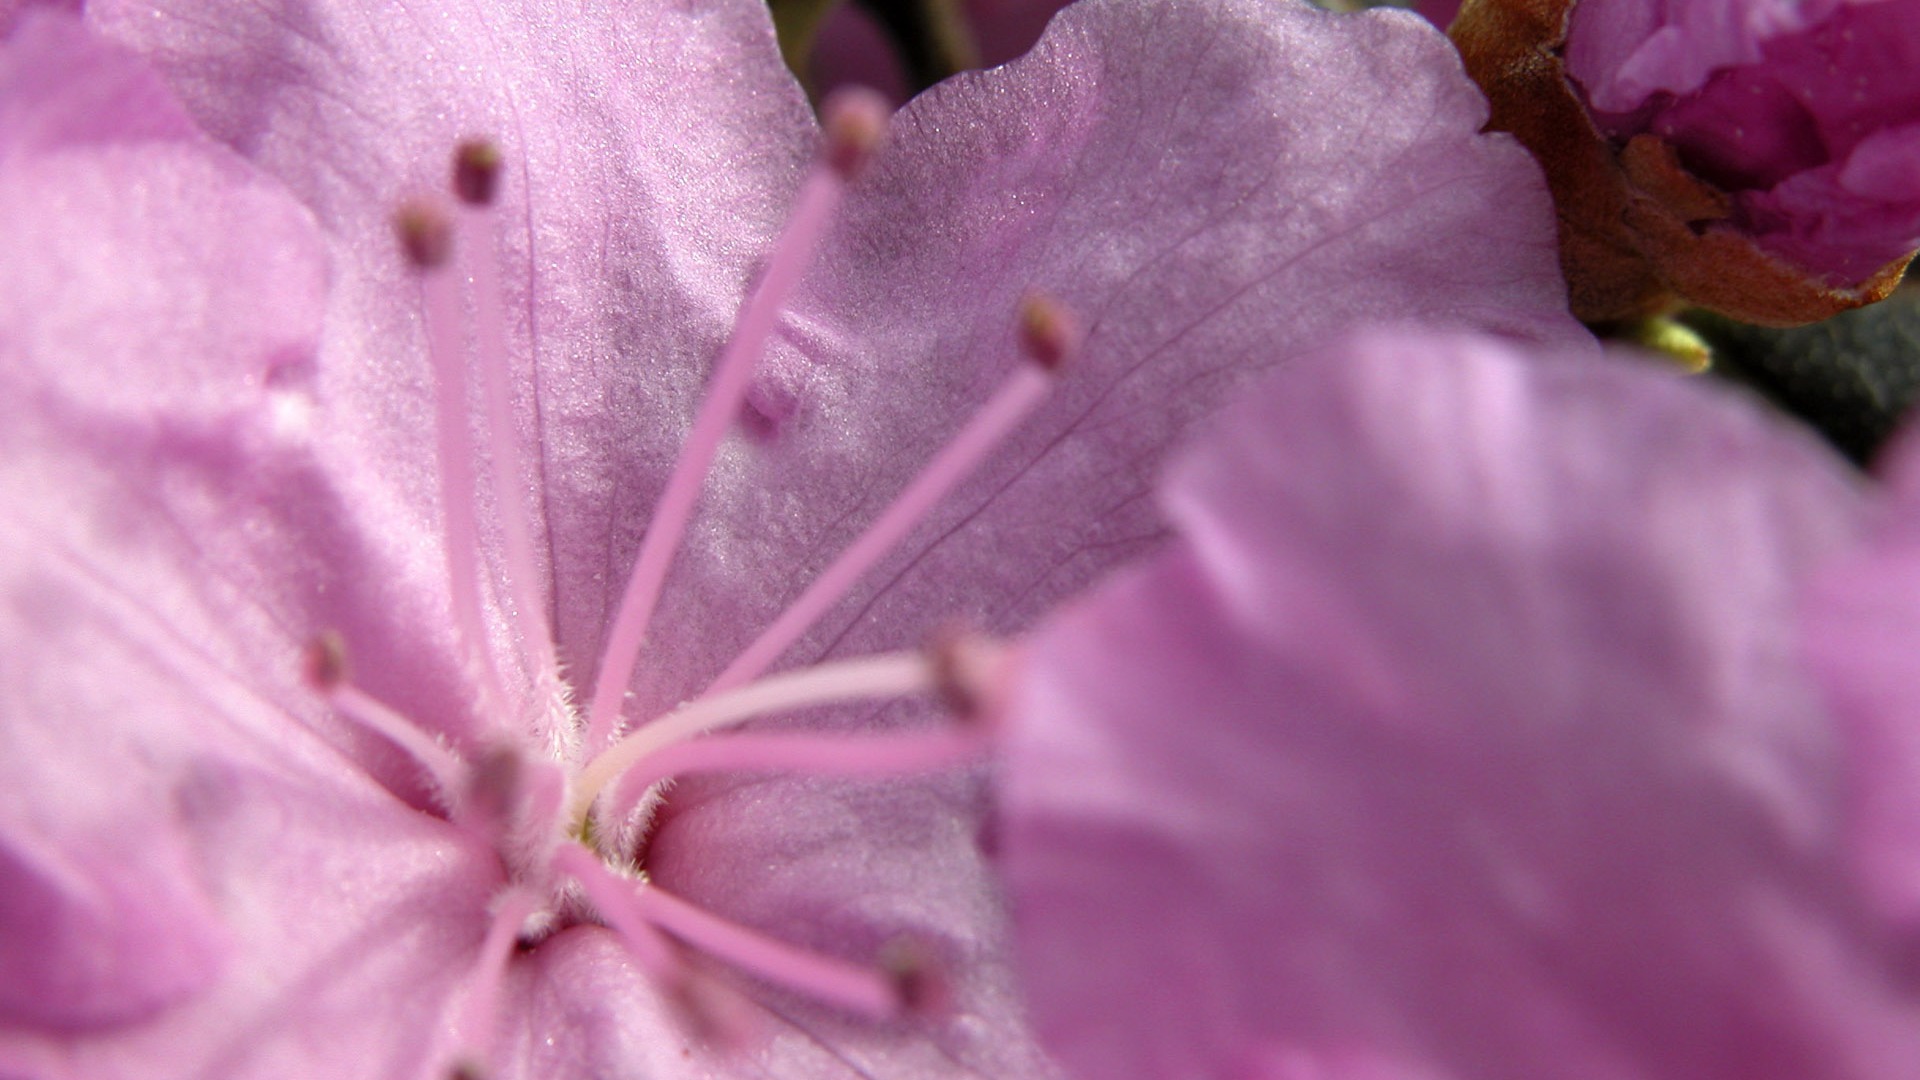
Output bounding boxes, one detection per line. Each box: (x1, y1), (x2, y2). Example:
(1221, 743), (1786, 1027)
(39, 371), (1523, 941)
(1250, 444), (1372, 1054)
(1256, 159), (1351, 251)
(1740, 122), (1920, 282)
(81, 0), (822, 701)
(1, 760), (506, 1079)
(0, 16), (512, 1075)
(1565, 0), (1845, 112)
(655, 0), (1585, 703)
(1004, 328), (1912, 1079)
(652, 0), (1581, 1055)
(1804, 424), (1920, 929)
(0, 9), (305, 1029)
(1567, 0), (1920, 281)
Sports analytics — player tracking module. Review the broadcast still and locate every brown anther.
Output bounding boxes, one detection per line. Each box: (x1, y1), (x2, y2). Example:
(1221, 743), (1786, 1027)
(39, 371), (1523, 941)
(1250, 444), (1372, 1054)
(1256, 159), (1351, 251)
(446, 1062), (487, 1080)
(881, 938), (950, 1019)
(926, 623), (1005, 728)
(462, 746), (524, 828)
(453, 140), (504, 207)
(395, 201), (454, 269)
(821, 85), (891, 181)
(1017, 290), (1081, 373)
(302, 631), (349, 691)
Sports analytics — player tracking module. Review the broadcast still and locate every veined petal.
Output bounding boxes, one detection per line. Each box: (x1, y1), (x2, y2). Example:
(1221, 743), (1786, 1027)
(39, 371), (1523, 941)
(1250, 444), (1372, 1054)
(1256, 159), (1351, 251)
(646, 0), (1586, 714)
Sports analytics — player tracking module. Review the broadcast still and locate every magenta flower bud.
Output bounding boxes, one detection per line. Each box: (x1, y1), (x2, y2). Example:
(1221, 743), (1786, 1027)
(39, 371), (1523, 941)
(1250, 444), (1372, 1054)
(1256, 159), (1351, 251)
(1565, 0), (1920, 285)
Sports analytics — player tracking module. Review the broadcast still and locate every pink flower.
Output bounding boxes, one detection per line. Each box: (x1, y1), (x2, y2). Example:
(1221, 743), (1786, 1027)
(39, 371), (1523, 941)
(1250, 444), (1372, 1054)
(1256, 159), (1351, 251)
(1001, 326), (1920, 1078)
(0, 0), (1580, 1076)
(1564, 0), (1920, 283)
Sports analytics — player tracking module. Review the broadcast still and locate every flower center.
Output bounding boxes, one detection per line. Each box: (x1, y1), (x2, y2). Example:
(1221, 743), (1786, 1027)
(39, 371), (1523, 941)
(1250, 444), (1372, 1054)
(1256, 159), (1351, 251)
(309, 89), (1078, 1078)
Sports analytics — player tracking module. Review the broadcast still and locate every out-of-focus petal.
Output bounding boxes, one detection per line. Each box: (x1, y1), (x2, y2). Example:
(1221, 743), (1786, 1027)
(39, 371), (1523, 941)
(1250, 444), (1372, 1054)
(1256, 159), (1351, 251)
(1005, 328), (1912, 1080)
(1805, 424), (1920, 929)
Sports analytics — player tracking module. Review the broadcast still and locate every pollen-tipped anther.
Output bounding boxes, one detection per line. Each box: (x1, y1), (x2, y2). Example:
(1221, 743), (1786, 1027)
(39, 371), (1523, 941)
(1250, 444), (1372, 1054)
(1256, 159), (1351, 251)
(821, 85), (891, 181)
(395, 201), (454, 269)
(1018, 290), (1081, 373)
(302, 630), (349, 691)
(881, 938), (952, 1020)
(927, 625), (1007, 728)
(453, 140), (504, 206)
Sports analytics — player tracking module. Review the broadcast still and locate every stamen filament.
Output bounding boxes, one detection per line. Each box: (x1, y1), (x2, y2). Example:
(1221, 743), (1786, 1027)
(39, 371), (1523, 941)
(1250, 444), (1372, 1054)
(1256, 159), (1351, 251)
(706, 363), (1055, 696)
(584, 92), (887, 752)
(550, 845), (678, 977)
(569, 651), (931, 823)
(444, 887), (540, 1078)
(326, 683), (466, 800)
(458, 205), (555, 680)
(632, 881), (898, 1020)
(419, 250), (510, 716)
(610, 727), (987, 802)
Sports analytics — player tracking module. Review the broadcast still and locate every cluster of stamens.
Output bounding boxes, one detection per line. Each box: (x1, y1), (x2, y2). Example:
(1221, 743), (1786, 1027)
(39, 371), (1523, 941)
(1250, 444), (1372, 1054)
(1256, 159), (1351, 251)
(309, 87), (1079, 1079)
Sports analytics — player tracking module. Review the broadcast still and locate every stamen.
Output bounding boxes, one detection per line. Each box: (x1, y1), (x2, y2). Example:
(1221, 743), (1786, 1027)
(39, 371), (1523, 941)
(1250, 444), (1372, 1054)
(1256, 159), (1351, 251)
(406, 202), (511, 717)
(608, 727), (985, 801)
(632, 880), (899, 1020)
(820, 86), (890, 182)
(395, 202), (453, 270)
(442, 887), (540, 1080)
(450, 141), (556, 681)
(583, 89), (893, 752)
(453, 140), (504, 207)
(705, 294), (1075, 695)
(569, 651), (933, 824)
(304, 634), (465, 799)
(927, 623), (1009, 721)
(549, 845), (678, 978)
(552, 847), (763, 1047)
